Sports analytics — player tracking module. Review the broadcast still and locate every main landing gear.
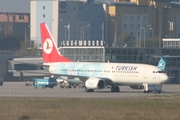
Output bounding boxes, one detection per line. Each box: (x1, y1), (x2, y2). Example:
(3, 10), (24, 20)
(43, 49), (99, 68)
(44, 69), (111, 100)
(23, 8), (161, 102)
(85, 87), (94, 92)
(111, 85), (120, 92)
(84, 86), (120, 92)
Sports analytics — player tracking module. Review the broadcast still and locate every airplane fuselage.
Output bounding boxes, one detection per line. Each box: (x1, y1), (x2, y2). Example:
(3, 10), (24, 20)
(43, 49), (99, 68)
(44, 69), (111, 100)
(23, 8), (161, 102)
(45, 62), (168, 86)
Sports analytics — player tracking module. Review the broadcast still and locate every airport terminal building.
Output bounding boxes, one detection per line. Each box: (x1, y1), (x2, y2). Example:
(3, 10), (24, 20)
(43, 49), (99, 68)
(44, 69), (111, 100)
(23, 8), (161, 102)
(1, 43), (180, 84)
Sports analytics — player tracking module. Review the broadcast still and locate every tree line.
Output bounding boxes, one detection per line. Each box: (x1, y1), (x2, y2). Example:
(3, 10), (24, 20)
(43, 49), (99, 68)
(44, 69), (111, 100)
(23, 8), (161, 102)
(117, 33), (159, 48)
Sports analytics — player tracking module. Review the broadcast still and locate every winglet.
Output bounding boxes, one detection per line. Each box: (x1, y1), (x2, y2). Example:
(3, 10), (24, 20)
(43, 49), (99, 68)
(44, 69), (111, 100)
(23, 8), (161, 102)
(157, 55), (169, 71)
(40, 22), (72, 63)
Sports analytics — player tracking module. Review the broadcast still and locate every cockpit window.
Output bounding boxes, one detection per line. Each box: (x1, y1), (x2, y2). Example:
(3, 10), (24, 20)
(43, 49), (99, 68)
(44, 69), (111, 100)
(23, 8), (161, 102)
(153, 71), (165, 73)
(158, 71), (165, 73)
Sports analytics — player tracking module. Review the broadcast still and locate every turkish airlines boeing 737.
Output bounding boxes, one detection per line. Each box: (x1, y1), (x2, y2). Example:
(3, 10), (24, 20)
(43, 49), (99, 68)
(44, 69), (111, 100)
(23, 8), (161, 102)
(40, 22), (168, 92)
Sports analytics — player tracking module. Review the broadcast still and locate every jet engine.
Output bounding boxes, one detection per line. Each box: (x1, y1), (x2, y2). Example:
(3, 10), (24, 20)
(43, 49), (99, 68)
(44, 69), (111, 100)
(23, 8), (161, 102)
(85, 78), (106, 89)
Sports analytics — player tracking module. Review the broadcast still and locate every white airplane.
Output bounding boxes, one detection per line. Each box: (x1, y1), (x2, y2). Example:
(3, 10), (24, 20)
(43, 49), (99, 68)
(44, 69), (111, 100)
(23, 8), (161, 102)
(40, 22), (169, 92)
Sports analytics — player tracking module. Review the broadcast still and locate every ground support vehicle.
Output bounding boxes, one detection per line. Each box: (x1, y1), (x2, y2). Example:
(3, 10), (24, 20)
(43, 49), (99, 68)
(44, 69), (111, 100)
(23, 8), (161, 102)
(142, 83), (162, 93)
(32, 78), (57, 89)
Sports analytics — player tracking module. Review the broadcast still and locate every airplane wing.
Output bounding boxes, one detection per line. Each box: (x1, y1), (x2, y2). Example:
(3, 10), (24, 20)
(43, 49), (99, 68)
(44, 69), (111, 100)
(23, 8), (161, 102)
(20, 70), (113, 85)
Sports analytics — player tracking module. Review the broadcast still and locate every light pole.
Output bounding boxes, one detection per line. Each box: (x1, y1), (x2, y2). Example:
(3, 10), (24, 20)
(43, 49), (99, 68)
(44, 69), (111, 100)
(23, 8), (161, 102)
(158, 9), (162, 48)
(67, 23), (70, 41)
(83, 24), (90, 41)
(25, 25), (30, 48)
(64, 26), (67, 41)
(148, 25), (153, 38)
(149, 27), (153, 38)
(141, 27), (146, 48)
(49, 19), (54, 33)
(167, 21), (174, 38)
(102, 22), (104, 41)
(136, 29), (139, 47)
(139, 18), (142, 47)
(25, 27), (27, 48)
(111, 20), (117, 47)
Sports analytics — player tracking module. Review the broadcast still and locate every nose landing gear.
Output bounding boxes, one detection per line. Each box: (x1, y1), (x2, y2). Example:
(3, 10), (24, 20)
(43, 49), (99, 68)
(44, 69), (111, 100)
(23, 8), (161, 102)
(111, 86), (120, 92)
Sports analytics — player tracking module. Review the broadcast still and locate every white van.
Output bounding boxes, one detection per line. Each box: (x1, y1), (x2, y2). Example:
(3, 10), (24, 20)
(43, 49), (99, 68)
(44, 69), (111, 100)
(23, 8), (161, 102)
(142, 83), (162, 93)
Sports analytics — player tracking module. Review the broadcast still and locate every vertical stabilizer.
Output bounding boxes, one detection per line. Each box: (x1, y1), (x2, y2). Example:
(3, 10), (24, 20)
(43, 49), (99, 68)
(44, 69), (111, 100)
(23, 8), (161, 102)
(40, 22), (72, 63)
(157, 55), (169, 71)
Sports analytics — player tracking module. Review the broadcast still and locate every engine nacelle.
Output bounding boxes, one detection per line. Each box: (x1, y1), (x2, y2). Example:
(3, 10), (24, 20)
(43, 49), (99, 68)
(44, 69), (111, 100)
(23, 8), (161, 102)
(130, 85), (143, 89)
(85, 78), (106, 89)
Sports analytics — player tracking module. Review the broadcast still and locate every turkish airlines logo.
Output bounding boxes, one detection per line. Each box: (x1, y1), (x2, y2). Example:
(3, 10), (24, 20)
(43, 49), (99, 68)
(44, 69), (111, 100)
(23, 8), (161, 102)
(158, 60), (165, 70)
(43, 38), (53, 54)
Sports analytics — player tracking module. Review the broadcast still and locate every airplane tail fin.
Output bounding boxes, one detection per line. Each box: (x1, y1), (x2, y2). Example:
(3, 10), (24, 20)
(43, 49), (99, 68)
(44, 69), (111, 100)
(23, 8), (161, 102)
(40, 22), (72, 63)
(157, 55), (169, 71)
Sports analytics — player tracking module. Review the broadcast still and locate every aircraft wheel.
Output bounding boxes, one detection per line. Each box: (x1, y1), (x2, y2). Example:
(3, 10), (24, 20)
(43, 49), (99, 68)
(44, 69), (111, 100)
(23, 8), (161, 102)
(85, 87), (94, 92)
(111, 86), (115, 92)
(34, 86), (37, 89)
(111, 86), (119, 92)
(115, 86), (120, 92)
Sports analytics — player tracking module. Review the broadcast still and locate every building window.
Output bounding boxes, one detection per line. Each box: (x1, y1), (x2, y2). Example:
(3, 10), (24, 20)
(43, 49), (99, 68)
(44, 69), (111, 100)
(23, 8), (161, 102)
(130, 24), (133, 28)
(13, 15), (16, 21)
(178, 17), (180, 21)
(43, 6), (45, 10)
(138, 8), (140, 12)
(137, 16), (140, 20)
(151, 17), (154, 21)
(130, 16), (133, 20)
(144, 16), (147, 20)
(124, 8), (127, 12)
(43, 14), (45, 18)
(137, 24), (140, 29)
(124, 16), (127, 20)
(178, 25), (180, 30)
(124, 24), (127, 28)
(19, 15), (24, 20)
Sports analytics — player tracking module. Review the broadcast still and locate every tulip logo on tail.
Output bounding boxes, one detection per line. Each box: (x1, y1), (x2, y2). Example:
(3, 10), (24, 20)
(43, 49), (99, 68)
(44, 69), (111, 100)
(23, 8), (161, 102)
(43, 38), (53, 54)
(158, 60), (165, 70)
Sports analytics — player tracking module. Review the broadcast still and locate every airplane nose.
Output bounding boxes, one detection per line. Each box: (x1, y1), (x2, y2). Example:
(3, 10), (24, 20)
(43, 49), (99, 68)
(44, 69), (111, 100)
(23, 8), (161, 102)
(161, 74), (169, 84)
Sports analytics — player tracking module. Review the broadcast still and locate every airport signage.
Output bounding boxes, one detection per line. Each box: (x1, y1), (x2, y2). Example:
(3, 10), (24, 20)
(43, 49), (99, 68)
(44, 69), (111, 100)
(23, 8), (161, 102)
(62, 40), (104, 47)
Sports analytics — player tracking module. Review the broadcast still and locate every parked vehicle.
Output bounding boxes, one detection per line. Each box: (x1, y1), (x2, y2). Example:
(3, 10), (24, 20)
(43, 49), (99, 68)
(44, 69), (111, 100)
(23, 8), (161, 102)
(142, 83), (162, 93)
(25, 79), (31, 86)
(32, 77), (57, 89)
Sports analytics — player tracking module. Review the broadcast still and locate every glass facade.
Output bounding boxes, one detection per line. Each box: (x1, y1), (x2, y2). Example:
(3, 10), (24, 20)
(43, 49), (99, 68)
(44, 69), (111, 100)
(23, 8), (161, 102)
(60, 47), (105, 62)
(105, 48), (180, 66)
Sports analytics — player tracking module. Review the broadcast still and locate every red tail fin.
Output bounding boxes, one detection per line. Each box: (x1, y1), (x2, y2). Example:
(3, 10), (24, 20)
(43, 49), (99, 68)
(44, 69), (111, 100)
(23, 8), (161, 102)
(40, 22), (72, 63)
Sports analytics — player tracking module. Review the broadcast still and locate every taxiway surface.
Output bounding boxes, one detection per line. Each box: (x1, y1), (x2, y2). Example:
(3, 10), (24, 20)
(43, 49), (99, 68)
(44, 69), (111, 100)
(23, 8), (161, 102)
(0, 82), (180, 99)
